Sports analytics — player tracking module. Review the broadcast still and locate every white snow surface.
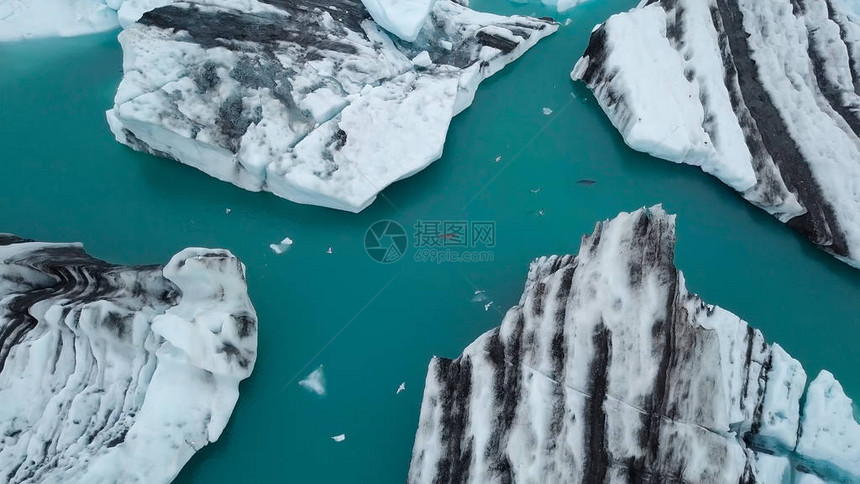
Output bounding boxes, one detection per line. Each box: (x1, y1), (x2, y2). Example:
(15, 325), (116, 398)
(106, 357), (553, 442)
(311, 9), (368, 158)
(361, 0), (436, 42)
(107, 0), (557, 212)
(572, 0), (860, 267)
(408, 206), (860, 483)
(0, 237), (257, 483)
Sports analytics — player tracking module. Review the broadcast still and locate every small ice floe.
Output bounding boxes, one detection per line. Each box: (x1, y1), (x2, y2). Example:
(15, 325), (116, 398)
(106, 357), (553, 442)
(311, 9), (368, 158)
(577, 179), (597, 186)
(269, 237), (294, 255)
(439, 40), (453, 51)
(537, 209), (545, 216)
(397, 382), (406, 394)
(326, 246), (333, 254)
(299, 365), (326, 396)
(530, 188), (542, 194)
(494, 155), (502, 163)
(542, 107), (553, 115)
(412, 51), (432, 68)
(471, 290), (489, 303)
(225, 208), (231, 214)
(484, 301), (494, 311)
(564, 18), (572, 26)
(331, 434), (346, 442)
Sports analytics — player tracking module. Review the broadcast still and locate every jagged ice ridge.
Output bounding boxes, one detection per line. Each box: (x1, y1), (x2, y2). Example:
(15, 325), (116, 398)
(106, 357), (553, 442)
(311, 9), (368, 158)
(409, 206), (860, 483)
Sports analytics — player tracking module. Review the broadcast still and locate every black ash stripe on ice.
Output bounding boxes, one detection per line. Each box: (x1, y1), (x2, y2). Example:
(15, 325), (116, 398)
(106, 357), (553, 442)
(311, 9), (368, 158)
(713, 0), (849, 256)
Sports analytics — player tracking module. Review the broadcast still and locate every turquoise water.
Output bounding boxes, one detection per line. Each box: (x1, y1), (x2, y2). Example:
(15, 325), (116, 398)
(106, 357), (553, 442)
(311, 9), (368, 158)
(1, 0), (858, 481)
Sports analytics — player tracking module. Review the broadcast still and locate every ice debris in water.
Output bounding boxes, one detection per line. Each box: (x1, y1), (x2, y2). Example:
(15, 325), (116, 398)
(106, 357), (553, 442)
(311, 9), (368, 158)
(269, 237), (294, 255)
(397, 382), (406, 394)
(299, 365), (326, 396)
(542, 107), (553, 115)
(331, 434), (346, 443)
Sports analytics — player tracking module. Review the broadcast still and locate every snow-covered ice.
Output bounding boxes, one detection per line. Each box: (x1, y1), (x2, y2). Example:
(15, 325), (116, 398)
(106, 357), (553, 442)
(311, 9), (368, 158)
(571, 0), (860, 267)
(408, 206), (860, 483)
(0, 234), (257, 483)
(106, 0), (557, 212)
(299, 365), (327, 396)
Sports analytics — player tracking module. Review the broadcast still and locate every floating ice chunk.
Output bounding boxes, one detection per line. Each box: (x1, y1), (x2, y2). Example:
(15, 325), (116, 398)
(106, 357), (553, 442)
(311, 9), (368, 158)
(564, 18), (572, 26)
(331, 434), (346, 442)
(397, 382), (406, 394)
(299, 365), (326, 396)
(439, 40), (453, 51)
(537, 209), (544, 216)
(471, 290), (489, 303)
(495, 156), (502, 163)
(542, 107), (553, 115)
(326, 246), (333, 254)
(530, 188), (542, 193)
(360, 0), (437, 42)
(225, 208), (231, 214)
(483, 301), (494, 311)
(269, 237), (294, 255)
(412, 51), (433, 68)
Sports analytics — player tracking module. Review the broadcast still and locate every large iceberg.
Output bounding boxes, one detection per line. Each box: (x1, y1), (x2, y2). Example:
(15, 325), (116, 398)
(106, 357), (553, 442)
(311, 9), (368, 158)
(408, 207), (860, 483)
(571, 0), (860, 268)
(0, 0), (120, 41)
(106, 0), (557, 212)
(0, 235), (257, 483)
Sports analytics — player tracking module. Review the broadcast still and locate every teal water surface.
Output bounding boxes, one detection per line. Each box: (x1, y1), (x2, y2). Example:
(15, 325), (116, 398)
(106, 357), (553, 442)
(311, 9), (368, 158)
(1, 0), (858, 481)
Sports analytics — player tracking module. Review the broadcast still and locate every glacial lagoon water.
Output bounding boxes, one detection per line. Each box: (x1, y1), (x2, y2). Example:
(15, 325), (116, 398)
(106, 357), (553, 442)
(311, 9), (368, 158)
(1, 0), (858, 481)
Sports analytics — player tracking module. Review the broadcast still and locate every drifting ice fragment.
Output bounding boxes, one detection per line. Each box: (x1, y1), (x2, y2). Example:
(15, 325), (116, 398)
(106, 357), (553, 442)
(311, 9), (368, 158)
(225, 208), (231, 214)
(542, 107), (553, 115)
(299, 365), (326, 396)
(495, 156), (502, 163)
(269, 237), (294, 255)
(530, 188), (542, 193)
(326, 246), (333, 254)
(439, 40), (453, 51)
(397, 382), (406, 394)
(331, 434), (346, 442)
(484, 301), (494, 311)
(471, 290), (489, 303)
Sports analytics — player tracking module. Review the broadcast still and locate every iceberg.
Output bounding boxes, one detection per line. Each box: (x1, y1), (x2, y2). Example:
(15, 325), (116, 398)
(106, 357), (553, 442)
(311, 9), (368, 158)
(571, 0), (860, 268)
(106, 0), (557, 212)
(408, 207), (860, 483)
(0, 234), (257, 483)
(0, 0), (120, 41)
